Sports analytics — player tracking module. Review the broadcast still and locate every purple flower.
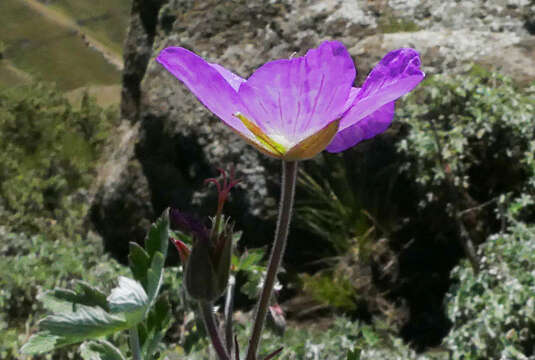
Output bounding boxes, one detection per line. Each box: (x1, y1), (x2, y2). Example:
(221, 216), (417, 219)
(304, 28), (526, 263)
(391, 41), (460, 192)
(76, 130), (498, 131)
(156, 41), (424, 160)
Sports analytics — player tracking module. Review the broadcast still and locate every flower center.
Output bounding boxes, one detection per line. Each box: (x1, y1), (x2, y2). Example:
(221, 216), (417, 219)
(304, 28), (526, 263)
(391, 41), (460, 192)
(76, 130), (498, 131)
(233, 112), (287, 156)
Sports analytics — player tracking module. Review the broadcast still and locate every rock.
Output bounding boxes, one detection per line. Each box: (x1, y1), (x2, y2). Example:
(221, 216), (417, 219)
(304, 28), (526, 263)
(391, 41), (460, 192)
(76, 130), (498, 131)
(90, 121), (153, 261)
(91, 0), (535, 258)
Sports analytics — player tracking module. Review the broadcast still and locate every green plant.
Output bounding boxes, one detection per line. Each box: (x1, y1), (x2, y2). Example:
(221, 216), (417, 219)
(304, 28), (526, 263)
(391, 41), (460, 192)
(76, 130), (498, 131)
(397, 67), (535, 213)
(174, 316), (447, 360)
(444, 220), (535, 359)
(0, 82), (118, 235)
(0, 229), (126, 359)
(396, 67), (535, 272)
(295, 154), (400, 314)
(20, 211), (172, 360)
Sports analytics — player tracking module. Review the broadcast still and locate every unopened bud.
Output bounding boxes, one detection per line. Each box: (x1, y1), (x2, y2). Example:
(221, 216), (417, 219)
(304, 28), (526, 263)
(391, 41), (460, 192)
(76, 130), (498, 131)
(184, 216), (234, 302)
(170, 237), (190, 265)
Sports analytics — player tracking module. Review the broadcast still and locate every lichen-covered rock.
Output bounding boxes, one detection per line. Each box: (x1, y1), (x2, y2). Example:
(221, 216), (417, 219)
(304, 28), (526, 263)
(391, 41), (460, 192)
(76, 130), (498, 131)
(91, 0), (535, 257)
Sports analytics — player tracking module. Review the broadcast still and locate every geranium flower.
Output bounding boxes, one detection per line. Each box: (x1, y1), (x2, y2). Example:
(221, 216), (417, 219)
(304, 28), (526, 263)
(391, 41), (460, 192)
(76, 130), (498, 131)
(157, 41), (424, 160)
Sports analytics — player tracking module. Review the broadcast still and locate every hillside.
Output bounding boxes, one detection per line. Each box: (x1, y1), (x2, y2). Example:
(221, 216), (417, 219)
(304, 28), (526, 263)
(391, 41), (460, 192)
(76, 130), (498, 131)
(0, 0), (130, 103)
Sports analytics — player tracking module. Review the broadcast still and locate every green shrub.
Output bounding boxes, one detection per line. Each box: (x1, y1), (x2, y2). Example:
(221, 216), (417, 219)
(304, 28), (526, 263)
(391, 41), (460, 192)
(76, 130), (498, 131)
(0, 81), (121, 359)
(397, 67), (535, 215)
(0, 229), (126, 359)
(296, 155), (399, 314)
(0, 81), (118, 234)
(444, 221), (535, 359)
(167, 317), (442, 360)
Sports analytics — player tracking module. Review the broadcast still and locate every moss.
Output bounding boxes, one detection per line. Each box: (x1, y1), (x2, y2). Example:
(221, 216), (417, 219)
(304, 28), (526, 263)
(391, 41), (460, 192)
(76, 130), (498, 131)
(378, 16), (419, 33)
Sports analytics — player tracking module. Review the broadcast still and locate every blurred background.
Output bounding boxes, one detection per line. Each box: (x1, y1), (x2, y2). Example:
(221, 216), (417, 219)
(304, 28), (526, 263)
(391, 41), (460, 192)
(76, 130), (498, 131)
(1, 0), (535, 359)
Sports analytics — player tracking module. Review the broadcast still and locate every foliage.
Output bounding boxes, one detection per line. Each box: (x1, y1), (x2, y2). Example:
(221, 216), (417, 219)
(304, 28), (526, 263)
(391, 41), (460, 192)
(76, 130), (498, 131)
(297, 158), (376, 255)
(294, 68), (535, 351)
(0, 81), (121, 359)
(174, 317), (446, 360)
(232, 246), (268, 300)
(0, 81), (118, 234)
(21, 210), (172, 359)
(444, 220), (535, 359)
(301, 271), (357, 312)
(0, 229), (125, 359)
(296, 154), (400, 314)
(397, 67), (535, 213)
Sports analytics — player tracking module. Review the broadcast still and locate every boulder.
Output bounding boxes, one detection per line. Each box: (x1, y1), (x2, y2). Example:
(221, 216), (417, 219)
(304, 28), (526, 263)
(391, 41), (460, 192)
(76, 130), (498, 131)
(91, 0), (535, 255)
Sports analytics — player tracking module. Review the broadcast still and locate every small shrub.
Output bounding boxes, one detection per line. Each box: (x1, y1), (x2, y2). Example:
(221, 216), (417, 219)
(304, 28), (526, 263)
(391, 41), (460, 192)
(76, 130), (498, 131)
(397, 67), (535, 216)
(0, 229), (125, 359)
(0, 81), (118, 234)
(444, 221), (535, 360)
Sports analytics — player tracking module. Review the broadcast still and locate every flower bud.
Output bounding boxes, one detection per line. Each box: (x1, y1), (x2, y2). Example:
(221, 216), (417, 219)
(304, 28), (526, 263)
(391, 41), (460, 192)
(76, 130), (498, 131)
(184, 217), (234, 302)
(170, 237), (190, 264)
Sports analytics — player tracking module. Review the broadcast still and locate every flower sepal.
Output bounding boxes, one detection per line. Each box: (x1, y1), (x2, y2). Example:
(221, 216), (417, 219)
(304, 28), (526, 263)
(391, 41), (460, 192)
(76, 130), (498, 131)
(182, 215), (234, 302)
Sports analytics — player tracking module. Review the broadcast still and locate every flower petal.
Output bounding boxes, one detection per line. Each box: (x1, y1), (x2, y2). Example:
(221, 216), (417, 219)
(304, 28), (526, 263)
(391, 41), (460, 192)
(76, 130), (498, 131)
(342, 87), (360, 113)
(156, 47), (252, 137)
(339, 48), (424, 131)
(238, 41), (355, 147)
(209, 63), (245, 91)
(283, 119), (340, 160)
(326, 101), (395, 153)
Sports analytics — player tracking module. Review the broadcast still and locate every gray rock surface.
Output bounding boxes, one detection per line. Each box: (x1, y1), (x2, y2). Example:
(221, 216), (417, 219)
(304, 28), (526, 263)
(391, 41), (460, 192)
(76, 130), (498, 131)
(90, 0), (535, 256)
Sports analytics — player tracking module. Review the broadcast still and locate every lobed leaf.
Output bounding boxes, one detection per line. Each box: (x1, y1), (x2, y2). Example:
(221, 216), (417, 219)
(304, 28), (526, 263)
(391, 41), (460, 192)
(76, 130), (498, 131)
(80, 340), (126, 360)
(145, 209), (169, 261)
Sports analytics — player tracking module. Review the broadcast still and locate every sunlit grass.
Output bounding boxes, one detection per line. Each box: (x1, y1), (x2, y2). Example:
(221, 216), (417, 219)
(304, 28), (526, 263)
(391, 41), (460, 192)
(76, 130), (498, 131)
(49, 0), (131, 55)
(0, 60), (30, 88)
(0, 0), (120, 90)
(67, 84), (122, 108)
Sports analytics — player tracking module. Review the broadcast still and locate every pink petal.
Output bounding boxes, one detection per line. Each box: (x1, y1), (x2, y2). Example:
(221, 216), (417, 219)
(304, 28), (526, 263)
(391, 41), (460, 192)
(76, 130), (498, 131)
(238, 41), (355, 147)
(209, 63), (245, 91)
(156, 47), (252, 137)
(326, 101), (395, 153)
(342, 87), (360, 113)
(339, 48), (424, 131)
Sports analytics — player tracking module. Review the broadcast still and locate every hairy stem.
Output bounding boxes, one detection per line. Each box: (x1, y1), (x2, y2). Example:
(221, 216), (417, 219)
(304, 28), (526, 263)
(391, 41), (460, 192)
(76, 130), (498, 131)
(246, 160), (298, 360)
(224, 275), (236, 356)
(199, 301), (230, 360)
(129, 326), (142, 360)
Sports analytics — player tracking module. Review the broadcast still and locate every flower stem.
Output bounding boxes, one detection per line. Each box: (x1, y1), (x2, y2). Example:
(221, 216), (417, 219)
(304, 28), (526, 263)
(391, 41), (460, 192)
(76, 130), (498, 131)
(246, 160), (298, 360)
(199, 300), (230, 360)
(224, 275), (236, 355)
(129, 326), (142, 360)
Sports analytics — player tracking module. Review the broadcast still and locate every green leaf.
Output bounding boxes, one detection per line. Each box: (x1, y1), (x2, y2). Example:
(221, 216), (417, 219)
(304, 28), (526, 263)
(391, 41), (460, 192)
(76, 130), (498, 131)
(76, 282), (110, 310)
(108, 276), (148, 324)
(129, 242), (151, 286)
(19, 332), (60, 354)
(146, 296), (171, 333)
(39, 282), (109, 313)
(361, 326), (380, 347)
(143, 297), (171, 360)
(22, 277), (148, 355)
(346, 349), (361, 360)
(145, 209), (169, 261)
(21, 305), (128, 354)
(234, 248), (265, 272)
(80, 340), (126, 360)
(39, 289), (79, 313)
(146, 251), (165, 312)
